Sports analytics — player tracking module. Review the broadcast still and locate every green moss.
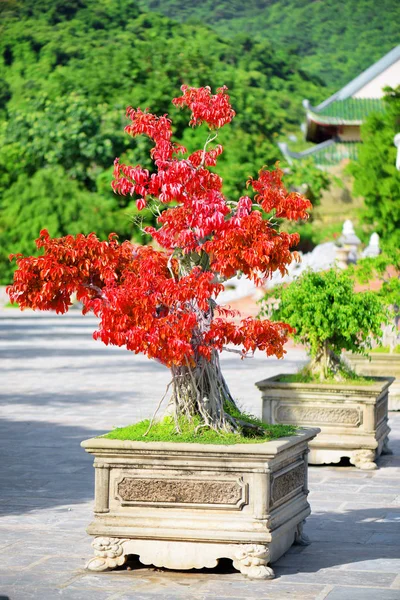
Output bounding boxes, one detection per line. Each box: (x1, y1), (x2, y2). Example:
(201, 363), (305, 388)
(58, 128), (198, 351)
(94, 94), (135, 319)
(101, 413), (297, 445)
(278, 366), (375, 385)
(371, 345), (400, 354)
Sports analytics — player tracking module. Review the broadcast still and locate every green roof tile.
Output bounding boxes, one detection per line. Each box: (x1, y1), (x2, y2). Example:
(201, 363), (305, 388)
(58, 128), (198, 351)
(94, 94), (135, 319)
(315, 98), (384, 122)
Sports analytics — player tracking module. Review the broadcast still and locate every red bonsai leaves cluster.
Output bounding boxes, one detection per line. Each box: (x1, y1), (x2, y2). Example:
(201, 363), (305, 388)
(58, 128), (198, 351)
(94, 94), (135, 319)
(8, 84), (310, 371)
(172, 85), (236, 129)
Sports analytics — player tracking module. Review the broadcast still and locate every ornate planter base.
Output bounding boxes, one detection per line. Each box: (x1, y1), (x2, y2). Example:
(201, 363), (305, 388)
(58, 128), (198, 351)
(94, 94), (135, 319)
(86, 538), (275, 579)
(345, 353), (400, 411)
(81, 429), (318, 579)
(256, 375), (393, 470)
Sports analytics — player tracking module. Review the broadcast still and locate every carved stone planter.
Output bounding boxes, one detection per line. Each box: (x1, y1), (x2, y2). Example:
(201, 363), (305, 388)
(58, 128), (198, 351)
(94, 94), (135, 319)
(345, 353), (400, 411)
(81, 428), (319, 579)
(256, 375), (393, 471)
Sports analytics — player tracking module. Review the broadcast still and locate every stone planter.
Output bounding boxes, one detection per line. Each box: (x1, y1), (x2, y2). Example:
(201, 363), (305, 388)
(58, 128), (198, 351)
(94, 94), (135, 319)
(256, 375), (393, 471)
(81, 427), (319, 579)
(345, 353), (400, 411)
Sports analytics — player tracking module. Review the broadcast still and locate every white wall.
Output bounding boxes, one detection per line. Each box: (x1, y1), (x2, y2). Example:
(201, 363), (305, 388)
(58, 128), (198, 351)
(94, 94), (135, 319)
(353, 58), (400, 98)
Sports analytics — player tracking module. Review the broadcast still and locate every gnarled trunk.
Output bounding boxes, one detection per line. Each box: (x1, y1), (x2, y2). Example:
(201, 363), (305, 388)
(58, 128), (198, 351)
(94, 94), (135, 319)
(309, 341), (342, 381)
(169, 350), (241, 433)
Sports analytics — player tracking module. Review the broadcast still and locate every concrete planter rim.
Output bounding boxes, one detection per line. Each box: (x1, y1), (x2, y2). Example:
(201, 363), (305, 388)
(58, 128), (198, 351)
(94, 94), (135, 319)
(256, 374), (394, 395)
(81, 426), (320, 455)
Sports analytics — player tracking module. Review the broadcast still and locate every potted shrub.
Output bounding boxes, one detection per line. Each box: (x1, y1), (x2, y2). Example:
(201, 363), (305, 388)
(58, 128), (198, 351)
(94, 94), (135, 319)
(257, 268), (393, 470)
(346, 251), (400, 410)
(7, 85), (319, 579)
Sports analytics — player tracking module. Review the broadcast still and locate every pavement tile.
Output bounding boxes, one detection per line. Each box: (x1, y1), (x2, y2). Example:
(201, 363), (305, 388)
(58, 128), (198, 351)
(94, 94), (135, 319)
(272, 568), (398, 587)
(303, 529), (374, 543)
(325, 587), (400, 600)
(340, 558), (400, 572)
(365, 532), (400, 546)
(1, 312), (400, 599)
(309, 492), (399, 504)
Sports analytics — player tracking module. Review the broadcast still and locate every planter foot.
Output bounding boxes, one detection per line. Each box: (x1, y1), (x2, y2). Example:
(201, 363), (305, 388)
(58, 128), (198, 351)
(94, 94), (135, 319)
(86, 537), (129, 571)
(350, 449), (377, 470)
(294, 520), (310, 546)
(233, 544), (274, 580)
(86, 538), (275, 578)
(382, 437), (393, 455)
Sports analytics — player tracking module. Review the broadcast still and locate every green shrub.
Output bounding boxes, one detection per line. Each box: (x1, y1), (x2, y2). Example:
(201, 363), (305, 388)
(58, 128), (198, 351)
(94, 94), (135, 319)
(259, 268), (389, 380)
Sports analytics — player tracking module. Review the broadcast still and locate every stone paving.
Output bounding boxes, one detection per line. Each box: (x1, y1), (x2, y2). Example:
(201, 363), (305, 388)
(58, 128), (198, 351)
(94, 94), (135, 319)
(0, 310), (399, 600)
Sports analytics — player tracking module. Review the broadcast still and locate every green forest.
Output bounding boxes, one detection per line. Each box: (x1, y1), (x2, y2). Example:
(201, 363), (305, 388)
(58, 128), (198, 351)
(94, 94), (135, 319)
(0, 0), (398, 283)
(0, 0), (327, 282)
(139, 0), (400, 88)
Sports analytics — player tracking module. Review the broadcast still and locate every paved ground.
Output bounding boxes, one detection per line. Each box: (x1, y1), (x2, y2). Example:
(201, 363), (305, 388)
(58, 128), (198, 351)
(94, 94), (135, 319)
(0, 310), (399, 600)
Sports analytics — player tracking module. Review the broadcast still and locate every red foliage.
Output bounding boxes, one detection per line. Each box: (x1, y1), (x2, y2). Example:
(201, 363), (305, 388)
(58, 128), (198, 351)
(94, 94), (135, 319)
(8, 85), (311, 368)
(172, 85), (236, 129)
(248, 165), (312, 220)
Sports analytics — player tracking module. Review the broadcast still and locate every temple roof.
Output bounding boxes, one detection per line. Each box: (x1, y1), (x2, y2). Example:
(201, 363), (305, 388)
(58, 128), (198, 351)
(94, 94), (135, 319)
(308, 45), (400, 112)
(279, 45), (400, 166)
(307, 97), (385, 125)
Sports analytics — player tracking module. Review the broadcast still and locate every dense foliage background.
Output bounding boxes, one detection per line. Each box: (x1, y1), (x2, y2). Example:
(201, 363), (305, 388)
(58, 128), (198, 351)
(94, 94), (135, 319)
(0, 0), (398, 283)
(0, 0), (328, 282)
(139, 0), (400, 89)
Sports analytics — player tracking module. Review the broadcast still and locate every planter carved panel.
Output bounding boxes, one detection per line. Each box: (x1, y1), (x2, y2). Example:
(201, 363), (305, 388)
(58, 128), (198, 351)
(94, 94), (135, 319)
(116, 476), (248, 509)
(271, 463), (305, 504)
(376, 399), (388, 424)
(276, 405), (362, 427)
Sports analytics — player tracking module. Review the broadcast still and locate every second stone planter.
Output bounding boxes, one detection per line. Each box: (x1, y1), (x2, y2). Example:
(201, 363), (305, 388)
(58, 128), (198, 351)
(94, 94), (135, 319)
(256, 375), (393, 470)
(345, 353), (400, 411)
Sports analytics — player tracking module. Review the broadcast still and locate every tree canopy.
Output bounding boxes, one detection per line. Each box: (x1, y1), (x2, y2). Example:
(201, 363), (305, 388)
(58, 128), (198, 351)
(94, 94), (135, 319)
(8, 85), (308, 435)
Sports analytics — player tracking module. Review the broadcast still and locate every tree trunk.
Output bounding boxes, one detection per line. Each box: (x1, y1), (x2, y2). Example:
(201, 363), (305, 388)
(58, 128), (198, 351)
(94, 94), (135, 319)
(309, 341), (342, 381)
(169, 350), (239, 433)
(159, 350), (262, 435)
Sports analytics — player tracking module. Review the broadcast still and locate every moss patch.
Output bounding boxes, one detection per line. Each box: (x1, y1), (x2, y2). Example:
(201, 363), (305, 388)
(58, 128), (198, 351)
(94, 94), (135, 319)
(371, 345), (400, 354)
(102, 413), (296, 445)
(278, 366), (375, 385)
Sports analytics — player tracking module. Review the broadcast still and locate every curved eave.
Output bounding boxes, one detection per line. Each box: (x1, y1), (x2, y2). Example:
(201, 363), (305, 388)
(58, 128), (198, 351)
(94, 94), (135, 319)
(307, 110), (362, 126)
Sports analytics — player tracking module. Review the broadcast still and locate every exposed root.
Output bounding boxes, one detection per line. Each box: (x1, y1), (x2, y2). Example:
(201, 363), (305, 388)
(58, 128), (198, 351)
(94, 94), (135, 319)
(143, 380), (173, 437)
(309, 341), (348, 381)
(166, 351), (265, 437)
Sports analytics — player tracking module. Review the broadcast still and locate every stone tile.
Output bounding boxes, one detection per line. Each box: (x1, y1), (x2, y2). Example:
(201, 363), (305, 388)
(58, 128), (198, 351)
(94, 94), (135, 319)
(303, 528), (373, 543)
(357, 486), (400, 495)
(116, 596), (205, 600)
(365, 532), (400, 546)
(325, 587), (400, 600)
(316, 520), (400, 533)
(272, 568), (397, 587)
(0, 587), (115, 600)
(340, 558), (400, 572)
(377, 512), (400, 523)
(309, 492), (398, 504)
(1, 313), (400, 598)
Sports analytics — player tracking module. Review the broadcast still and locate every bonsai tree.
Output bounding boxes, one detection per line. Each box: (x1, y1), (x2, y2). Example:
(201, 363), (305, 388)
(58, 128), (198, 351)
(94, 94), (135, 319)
(7, 85), (311, 436)
(260, 268), (389, 380)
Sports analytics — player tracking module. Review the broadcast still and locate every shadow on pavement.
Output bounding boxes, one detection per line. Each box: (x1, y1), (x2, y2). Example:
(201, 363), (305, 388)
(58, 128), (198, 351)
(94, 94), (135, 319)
(0, 418), (102, 516)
